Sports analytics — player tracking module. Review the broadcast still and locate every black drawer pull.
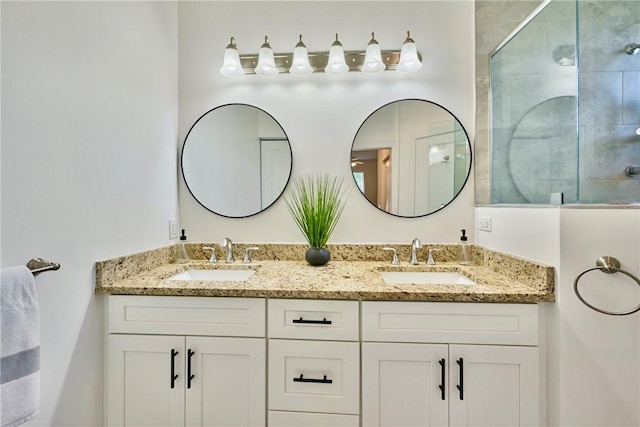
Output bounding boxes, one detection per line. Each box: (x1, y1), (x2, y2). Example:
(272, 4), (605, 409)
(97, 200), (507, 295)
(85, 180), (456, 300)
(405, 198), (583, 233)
(293, 374), (333, 384)
(292, 317), (332, 325)
(170, 349), (179, 389)
(187, 349), (195, 389)
(438, 358), (446, 401)
(456, 357), (464, 400)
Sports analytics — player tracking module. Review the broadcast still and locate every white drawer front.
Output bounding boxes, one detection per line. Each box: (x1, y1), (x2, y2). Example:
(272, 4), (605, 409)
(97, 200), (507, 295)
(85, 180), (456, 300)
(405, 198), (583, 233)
(268, 339), (359, 414)
(269, 411), (359, 427)
(362, 301), (538, 346)
(268, 299), (359, 341)
(108, 295), (265, 337)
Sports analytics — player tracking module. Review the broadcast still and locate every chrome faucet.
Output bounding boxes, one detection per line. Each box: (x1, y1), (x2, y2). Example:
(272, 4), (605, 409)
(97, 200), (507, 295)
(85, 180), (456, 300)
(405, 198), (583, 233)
(383, 247), (400, 265)
(202, 246), (217, 263)
(220, 237), (235, 263)
(243, 247), (259, 264)
(427, 248), (443, 265)
(410, 238), (422, 265)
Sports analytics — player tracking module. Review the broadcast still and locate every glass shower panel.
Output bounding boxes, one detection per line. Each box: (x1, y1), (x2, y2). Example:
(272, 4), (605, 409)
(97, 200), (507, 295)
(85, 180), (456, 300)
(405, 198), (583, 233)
(490, 0), (578, 204)
(577, 0), (640, 203)
(490, 0), (640, 205)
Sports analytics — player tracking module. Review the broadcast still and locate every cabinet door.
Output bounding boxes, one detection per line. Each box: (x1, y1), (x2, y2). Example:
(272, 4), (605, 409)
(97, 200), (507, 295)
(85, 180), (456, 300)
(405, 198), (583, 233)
(362, 342), (449, 427)
(449, 345), (539, 427)
(107, 334), (185, 427)
(185, 336), (265, 427)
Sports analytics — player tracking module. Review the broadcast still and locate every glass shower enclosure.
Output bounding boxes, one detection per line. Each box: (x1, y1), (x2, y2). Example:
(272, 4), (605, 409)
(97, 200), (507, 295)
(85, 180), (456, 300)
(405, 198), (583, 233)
(490, 0), (640, 205)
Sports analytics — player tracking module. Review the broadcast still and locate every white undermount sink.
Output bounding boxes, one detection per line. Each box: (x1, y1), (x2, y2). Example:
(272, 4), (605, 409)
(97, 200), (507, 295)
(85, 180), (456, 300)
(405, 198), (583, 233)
(168, 269), (256, 282)
(378, 271), (476, 285)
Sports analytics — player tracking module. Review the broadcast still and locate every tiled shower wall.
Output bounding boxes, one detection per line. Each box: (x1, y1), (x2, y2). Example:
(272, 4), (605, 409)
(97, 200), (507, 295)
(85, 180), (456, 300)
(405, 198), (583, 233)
(475, 0), (640, 205)
(490, 0), (577, 204)
(578, 0), (640, 203)
(475, 0), (542, 205)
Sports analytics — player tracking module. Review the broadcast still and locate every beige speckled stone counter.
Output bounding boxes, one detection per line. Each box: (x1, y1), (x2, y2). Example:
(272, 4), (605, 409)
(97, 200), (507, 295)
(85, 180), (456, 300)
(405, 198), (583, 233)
(95, 244), (554, 303)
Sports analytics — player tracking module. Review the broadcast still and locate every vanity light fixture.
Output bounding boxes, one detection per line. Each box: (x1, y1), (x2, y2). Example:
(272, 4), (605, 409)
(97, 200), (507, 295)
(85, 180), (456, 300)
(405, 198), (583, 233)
(219, 37), (245, 77)
(362, 32), (386, 73)
(255, 36), (278, 76)
(324, 33), (349, 74)
(219, 31), (422, 76)
(289, 35), (313, 75)
(397, 31), (422, 73)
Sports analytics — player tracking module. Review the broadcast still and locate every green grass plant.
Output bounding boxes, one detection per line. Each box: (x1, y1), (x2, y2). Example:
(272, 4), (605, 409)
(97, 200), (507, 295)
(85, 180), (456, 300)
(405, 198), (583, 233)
(285, 173), (346, 249)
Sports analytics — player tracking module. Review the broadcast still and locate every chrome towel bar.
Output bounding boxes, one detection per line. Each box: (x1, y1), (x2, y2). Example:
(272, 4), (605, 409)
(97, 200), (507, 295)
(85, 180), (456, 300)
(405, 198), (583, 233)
(26, 258), (60, 275)
(574, 256), (640, 316)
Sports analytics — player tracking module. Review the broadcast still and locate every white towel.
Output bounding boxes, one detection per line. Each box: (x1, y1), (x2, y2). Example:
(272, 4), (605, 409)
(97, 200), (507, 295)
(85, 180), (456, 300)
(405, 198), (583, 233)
(0, 266), (40, 427)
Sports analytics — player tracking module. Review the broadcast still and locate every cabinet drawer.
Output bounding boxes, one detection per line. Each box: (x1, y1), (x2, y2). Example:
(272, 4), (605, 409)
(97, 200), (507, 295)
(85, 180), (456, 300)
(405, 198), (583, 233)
(269, 411), (359, 427)
(108, 295), (265, 337)
(268, 299), (359, 341)
(362, 301), (538, 346)
(268, 339), (359, 414)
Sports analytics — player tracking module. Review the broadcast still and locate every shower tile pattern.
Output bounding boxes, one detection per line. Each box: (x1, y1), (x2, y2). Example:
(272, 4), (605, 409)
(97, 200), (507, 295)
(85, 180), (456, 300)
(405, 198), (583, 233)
(578, 0), (640, 202)
(487, 0), (640, 205)
(474, 0), (541, 204)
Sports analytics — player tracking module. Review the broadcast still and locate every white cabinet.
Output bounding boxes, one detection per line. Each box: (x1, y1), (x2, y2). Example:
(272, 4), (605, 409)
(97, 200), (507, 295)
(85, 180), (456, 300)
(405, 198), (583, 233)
(361, 302), (540, 427)
(267, 299), (360, 427)
(362, 342), (449, 427)
(448, 344), (539, 427)
(105, 296), (542, 427)
(106, 296), (266, 427)
(108, 335), (185, 427)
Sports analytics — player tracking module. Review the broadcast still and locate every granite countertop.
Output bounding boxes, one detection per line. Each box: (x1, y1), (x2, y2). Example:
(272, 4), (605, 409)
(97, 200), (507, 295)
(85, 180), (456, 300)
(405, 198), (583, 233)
(95, 244), (555, 303)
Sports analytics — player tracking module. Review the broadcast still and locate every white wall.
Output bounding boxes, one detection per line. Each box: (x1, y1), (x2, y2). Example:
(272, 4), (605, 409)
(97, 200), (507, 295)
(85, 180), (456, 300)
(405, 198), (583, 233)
(476, 207), (640, 426)
(1, 2), (178, 425)
(177, 1), (476, 244)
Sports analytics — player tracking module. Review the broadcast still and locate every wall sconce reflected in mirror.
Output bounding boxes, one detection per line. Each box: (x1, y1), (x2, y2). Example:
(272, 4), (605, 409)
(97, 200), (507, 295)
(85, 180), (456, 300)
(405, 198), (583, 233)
(220, 31), (422, 77)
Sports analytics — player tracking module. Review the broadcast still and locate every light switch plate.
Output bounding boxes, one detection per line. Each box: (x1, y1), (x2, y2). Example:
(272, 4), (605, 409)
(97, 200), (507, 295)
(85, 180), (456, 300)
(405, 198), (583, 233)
(478, 216), (492, 232)
(169, 219), (179, 239)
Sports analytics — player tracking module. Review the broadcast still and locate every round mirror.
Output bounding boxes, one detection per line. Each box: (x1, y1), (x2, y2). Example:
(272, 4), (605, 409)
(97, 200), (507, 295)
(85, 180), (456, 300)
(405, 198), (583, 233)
(351, 99), (472, 217)
(181, 104), (292, 218)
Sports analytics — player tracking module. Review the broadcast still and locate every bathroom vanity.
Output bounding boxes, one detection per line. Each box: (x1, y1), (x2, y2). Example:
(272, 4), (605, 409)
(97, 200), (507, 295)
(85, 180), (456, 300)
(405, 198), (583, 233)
(97, 244), (553, 427)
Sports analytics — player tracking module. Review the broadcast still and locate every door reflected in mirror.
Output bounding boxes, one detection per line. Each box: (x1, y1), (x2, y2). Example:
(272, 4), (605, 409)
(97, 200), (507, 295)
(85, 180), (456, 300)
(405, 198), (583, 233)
(351, 99), (471, 217)
(181, 104), (292, 218)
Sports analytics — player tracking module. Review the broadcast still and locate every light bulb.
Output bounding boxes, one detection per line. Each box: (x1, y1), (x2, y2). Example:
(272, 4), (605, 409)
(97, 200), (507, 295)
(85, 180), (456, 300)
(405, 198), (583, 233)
(255, 36), (278, 76)
(219, 37), (244, 77)
(397, 31), (422, 73)
(289, 34), (313, 75)
(324, 33), (349, 74)
(362, 32), (386, 73)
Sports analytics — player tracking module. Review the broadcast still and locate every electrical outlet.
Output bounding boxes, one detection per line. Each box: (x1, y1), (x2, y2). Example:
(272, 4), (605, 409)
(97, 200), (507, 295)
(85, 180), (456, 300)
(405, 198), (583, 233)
(478, 216), (492, 232)
(169, 219), (179, 239)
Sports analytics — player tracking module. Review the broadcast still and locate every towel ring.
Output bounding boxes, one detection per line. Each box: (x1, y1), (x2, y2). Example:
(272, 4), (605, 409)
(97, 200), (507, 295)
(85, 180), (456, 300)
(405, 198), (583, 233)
(574, 256), (640, 316)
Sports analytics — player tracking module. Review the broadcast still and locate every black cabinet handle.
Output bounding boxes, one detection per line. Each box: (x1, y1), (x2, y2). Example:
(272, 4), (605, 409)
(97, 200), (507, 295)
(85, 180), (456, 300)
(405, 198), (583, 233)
(293, 374), (333, 384)
(438, 358), (446, 401)
(456, 358), (464, 400)
(292, 317), (332, 325)
(170, 349), (179, 389)
(187, 349), (195, 389)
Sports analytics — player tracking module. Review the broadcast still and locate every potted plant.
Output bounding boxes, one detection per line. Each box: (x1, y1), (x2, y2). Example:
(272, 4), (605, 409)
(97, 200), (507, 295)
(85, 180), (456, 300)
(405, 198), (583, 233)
(285, 173), (347, 266)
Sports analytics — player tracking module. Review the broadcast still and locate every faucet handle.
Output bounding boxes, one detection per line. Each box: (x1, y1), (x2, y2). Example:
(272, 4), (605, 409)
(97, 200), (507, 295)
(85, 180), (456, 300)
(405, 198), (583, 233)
(243, 247), (259, 264)
(383, 247), (400, 265)
(427, 248), (443, 265)
(202, 246), (217, 263)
